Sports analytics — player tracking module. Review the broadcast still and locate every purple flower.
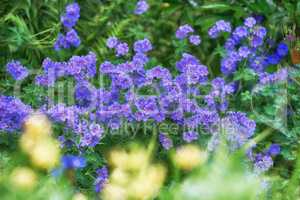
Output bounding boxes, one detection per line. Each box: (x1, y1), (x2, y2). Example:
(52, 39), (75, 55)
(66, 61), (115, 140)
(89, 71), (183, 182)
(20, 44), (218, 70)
(211, 77), (225, 90)
(89, 123), (103, 137)
(106, 36), (119, 49)
(189, 35), (201, 45)
(133, 53), (149, 66)
(56, 3), (81, 50)
(60, 2), (80, 29)
(6, 60), (29, 81)
(134, 0), (149, 15)
(176, 24), (194, 39)
(254, 154), (273, 173)
(232, 26), (248, 40)
(259, 68), (288, 85)
(61, 155), (86, 169)
(249, 56), (267, 72)
(65, 29), (81, 47)
(54, 33), (69, 51)
(244, 17), (256, 28)
(267, 144), (280, 156)
(146, 66), (172, 82)
(276, 42), (289, 57)
(221, 57), (238, 75)
(183, 63), (209, 85)
(46, 104), (79, 128)
(35, 74), (56, 87)
(159, 133), (173, 150)
(134, 38), (152, 53)
(176, 53), (200, 72)
(95, 166), (108, 193)
(215, 20), (232, 32)
(0, 95), (32, 132)
(238, 46), (251, 58)
(115, 42), (129, 57)
(208, 20), (231, 38)
(100, 61), (115, 74)
(267, 54), (281, 65)
(253, 26), (267, 38)
(54, 30), (80, 50)
(224, 37), (238, 50)
(65, 52), (97, 80)
(80, 131), (101, 147)
(74, 81), (97, 112)
(135, 96), (159, 120)
(223, 112), (256, 150)
(183, 131), (199, 142)
(250, 36), (263, 47)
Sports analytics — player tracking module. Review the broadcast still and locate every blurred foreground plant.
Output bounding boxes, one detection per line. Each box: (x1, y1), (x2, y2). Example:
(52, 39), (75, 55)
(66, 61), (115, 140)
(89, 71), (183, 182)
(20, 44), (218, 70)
(0, 113), (77, 200)
(102, 145), (166, 200)
(20, 113), (60, 170)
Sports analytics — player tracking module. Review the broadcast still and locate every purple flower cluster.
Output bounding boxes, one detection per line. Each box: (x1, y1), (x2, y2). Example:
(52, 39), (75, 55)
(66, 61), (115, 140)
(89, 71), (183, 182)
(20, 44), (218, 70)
(205, 77), (236, 112)
(60, 2), (80, 29)
(0, 95), (32, 132)
(6, 60), (29, 81)
(223, 112), (256, 150)
(159, 133), (173, 150)
(0, 10), (290, 197)
(189, 35), (201, 46)
(254, 154), (274, 174)
(54, 3), (81, 50)
(1, 18), (288, 189)
(250, 144), (280, 174)
(94, 166), (108, 193)
(134, 38), (153, 53)
(176, 24), (194, 39)
(46, 102), (104, 147)
(106, 37), (129, 57)
(211, 17), (289, 75)
(79, 121), (104, 147)
(208, 20), (231, 38)
(36, 51), (97, 86)
(134, 0), (149, 15)
(183, 131), (198, 143)
(46, 104), (80, 128)
(99, 38), (233, 148)
(176, 25), (201, 46)
(259, 68), (288, 85)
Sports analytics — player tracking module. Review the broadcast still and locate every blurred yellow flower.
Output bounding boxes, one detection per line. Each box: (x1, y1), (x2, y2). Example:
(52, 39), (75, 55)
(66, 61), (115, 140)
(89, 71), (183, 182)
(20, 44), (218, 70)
(23, 113), (52, 139)
(109, 148), (149, 171)
(30, 138), (60, 170)
(19, 113), (61, 171)
(109, 149), (128, 169)
(126, 148), (149, 171)
(10, 167), (37, 190)
(19, 132), (37, 153)
(128, 164), (166, 200)
(103, 146), (166, 200)
(72, 192), (88, 200)
(102, 184), (127, 200)
(110, 168), (129, 186)
(174, 144), (207, 171)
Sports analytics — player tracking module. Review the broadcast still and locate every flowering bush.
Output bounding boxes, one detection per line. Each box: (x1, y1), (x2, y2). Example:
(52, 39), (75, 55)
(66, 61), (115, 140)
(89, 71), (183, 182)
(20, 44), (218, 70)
(0, 0), (299, 199)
